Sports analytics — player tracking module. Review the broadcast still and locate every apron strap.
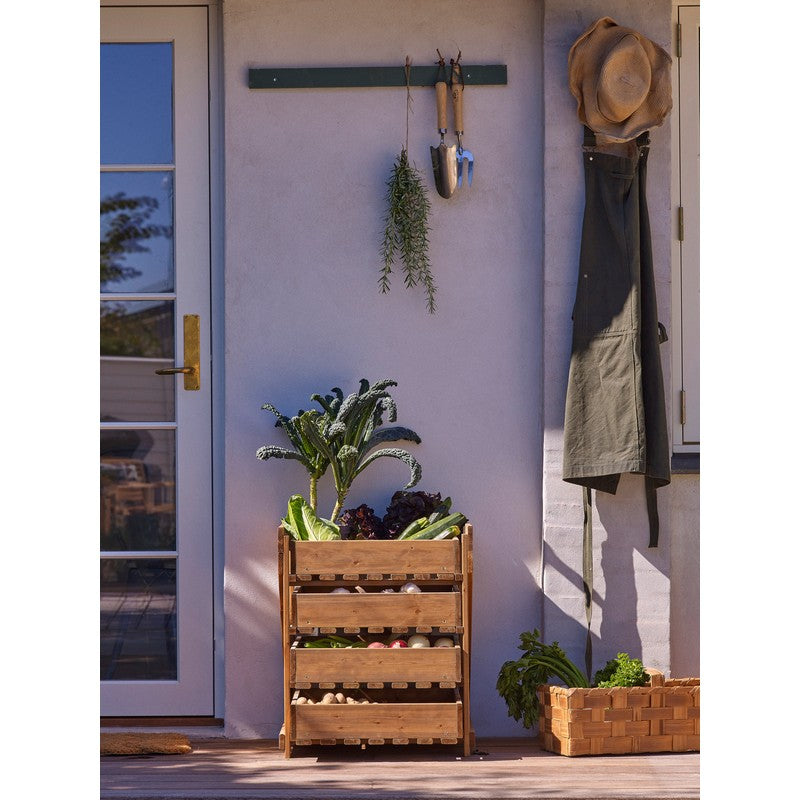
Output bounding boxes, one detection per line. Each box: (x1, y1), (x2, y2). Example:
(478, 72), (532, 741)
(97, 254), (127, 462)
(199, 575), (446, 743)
(582, 486), (594, 682)
(645, 477), (660, 548)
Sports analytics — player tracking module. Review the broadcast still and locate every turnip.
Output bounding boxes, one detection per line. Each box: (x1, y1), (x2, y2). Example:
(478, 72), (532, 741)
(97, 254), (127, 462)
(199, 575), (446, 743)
(433, 637), (454, 647)
(407, 634), (430, 648)
(400, 582), (421, 593)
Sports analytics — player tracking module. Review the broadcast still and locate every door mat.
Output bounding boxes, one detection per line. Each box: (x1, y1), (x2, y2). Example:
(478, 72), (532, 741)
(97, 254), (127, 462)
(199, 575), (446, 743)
(100, 732), (192, 755)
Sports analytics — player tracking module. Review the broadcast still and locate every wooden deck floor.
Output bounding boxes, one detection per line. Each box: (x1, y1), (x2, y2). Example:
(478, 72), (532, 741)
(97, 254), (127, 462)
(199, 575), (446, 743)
(100, 738), (700, 799)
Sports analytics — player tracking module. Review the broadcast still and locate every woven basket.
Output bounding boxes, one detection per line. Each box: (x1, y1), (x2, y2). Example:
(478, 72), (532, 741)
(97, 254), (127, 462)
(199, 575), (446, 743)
(537, 670), (699, 756)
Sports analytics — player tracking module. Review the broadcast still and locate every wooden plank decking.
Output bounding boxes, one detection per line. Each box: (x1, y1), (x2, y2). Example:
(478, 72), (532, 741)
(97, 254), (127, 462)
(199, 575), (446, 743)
(100, 737), (700, 799)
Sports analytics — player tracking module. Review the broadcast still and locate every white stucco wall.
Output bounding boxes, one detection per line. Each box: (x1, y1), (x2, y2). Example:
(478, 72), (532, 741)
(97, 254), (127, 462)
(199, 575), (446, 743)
(222, 0), (544, 738)
(220, 0), (697, 739)
(669, 474), (700, 677)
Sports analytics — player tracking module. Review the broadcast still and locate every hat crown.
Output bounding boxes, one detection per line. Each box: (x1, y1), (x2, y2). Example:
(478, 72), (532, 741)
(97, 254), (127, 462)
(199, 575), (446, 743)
(567, 17), (672, 142)
(597, 34), (651, 122)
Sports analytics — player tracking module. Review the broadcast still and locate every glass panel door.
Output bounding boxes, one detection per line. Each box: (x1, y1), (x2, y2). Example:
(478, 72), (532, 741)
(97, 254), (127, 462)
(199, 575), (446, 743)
(100, 5), (212, 716)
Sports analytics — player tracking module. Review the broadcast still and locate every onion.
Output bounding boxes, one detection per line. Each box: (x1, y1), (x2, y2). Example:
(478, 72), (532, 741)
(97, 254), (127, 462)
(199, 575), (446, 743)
(433, 637), (454, 647)
(400, 582), (421, 593)
(380, 588), (396, 593)
(331, 587), (350, 593)
(407, 634), (430, 648)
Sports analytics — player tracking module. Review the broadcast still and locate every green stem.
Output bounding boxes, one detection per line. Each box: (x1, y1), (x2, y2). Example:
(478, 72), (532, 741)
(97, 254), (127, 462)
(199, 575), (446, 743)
(309, 476), (318, 512)
(331, 489), (348, 523)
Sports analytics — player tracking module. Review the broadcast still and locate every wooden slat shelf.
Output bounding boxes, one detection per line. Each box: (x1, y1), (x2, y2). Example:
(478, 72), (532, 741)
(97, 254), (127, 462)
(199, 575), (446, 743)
(289, 574), (464, 585)
(291, 688), (463, 742)
(278, 524), (473, 758)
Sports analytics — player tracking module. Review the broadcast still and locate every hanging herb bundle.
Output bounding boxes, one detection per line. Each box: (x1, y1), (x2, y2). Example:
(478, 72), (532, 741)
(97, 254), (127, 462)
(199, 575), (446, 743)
(380, 58), (437, 314)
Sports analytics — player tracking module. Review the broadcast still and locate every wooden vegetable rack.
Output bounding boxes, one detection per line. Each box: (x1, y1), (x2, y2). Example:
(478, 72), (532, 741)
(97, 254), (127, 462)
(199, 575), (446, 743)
(278, 524), (474, 757)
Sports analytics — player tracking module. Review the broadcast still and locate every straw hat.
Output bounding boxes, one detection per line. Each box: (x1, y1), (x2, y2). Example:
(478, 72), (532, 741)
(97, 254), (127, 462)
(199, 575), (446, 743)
(568, 17), (672, 142)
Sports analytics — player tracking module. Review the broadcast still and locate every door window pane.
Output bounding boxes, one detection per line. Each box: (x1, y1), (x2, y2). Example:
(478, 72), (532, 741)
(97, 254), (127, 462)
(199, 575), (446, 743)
(101, 299), (175, 422)
(101, 429), (176, 551)
(101, 171), (174, 293)
(101, 43), (174, 165)
(101, 558), (177, 680)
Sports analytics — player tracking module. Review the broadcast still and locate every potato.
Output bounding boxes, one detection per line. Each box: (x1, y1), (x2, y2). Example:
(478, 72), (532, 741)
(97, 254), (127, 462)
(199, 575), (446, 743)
(335, 692), (346, 704)
(321, 692), (336, 704)
(296, 696), (308, 705)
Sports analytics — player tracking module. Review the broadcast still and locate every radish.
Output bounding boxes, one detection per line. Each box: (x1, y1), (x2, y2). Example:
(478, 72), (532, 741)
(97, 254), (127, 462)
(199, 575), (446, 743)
(407, 634), (430, 648)
(389, 639), (407, 648)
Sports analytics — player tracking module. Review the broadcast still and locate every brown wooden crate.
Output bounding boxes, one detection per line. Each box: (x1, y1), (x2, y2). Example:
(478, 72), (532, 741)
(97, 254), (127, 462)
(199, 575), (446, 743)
(292, 540), (460, 576)
(293, 700), (462, 741)
(293, 590), (461, 629)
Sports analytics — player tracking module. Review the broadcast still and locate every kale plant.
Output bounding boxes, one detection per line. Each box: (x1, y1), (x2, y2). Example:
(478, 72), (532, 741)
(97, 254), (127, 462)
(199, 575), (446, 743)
(257, 379), (422, 521)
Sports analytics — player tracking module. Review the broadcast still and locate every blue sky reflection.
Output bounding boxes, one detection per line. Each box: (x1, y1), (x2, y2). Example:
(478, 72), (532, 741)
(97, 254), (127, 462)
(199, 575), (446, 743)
(101, 43), (174, 165)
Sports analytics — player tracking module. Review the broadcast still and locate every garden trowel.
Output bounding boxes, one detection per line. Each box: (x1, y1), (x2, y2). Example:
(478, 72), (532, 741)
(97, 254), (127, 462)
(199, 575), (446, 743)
(430, 61), (458, 199)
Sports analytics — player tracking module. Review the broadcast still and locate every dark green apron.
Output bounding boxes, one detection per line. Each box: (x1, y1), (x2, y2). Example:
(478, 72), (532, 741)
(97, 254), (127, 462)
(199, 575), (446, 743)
(563, 128), (671, 548)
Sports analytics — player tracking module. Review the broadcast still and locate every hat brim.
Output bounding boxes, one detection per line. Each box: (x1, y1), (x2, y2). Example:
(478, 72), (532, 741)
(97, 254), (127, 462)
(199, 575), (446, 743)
(568, 17), (672, 142)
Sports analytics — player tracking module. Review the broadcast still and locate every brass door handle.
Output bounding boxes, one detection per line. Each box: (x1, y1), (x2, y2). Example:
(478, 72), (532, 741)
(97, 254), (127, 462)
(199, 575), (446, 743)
(154, 314), (200, 390)
(155, 366), (195, 375)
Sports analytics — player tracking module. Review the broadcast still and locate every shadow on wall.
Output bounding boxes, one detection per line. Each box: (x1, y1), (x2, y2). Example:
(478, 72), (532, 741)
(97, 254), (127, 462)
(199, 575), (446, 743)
(224, 542), (284, 737)
(542, 484), (668, 678)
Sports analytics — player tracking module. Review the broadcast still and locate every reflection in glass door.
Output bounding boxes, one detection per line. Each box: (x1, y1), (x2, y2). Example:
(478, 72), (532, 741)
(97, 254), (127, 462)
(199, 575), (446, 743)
(100, 5), (213, 716)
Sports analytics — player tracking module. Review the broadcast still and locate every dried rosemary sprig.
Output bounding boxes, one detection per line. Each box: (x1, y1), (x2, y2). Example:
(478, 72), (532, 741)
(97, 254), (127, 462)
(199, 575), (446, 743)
(379, 58), (437, 314)
(380, 148), (436, 314)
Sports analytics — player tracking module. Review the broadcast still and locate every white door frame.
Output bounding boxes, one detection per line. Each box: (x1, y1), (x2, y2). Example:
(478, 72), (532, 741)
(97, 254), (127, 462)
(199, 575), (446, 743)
(670, 2), (700, 453)
(101, 1), (224, 718)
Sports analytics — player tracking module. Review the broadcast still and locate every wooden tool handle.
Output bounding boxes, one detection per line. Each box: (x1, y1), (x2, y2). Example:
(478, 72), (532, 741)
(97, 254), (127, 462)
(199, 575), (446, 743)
(451, 82), (464, 134)
(435, 80), (448, 131)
